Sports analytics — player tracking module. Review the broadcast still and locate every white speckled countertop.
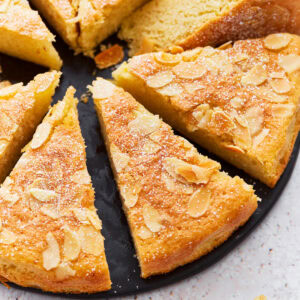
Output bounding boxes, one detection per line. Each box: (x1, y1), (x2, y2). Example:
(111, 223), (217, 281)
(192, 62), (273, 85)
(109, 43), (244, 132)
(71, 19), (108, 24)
(1, 159), (299, 300)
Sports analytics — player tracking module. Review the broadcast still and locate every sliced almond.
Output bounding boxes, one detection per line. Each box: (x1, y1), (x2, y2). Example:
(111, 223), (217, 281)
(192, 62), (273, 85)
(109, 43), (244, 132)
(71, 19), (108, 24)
(0, 228), (17, 244)
(181, 48), (203, 61)
(224, 144), (245, 154)
(184, 81), (205, 93)
(269, 77), (291, 94)
(187, 189), (211, 218)
(128, 113), (161, 136)
(86, 210), (102, 230)
(241, 65), (267, 86)
(244, 106), (264, 136)
(30, 188), (57, 202)
(154, 52), (181, 66)
(142, 139), (161, 154)
(0, 188), (19, 206)
(233, 124), (252, 150)
(120, 183), (142, 208)
(31, 123), (52, 149)
(71, 208), (89, 224)
(42, 232), (60, 271)
(71, 169), (91, 185)
(173, 62), (206, 79)
(278, 55), (300, 74)
(41, 206), (60, 219)
(142, 204), (163, 233)
(252, 86), (287, 103)
(110, 143), (130, 173)
(158, 83), (184, 96)
(63, 226), (81, 261)
(232, 53), (249, 63)
(218, 41), (233, 50)
(269, 71), (285, 78)
(253, 128), (270, 148)
(264, 33), (292, 50)
(78, 226), (104, 256)
(89, 79), (116, 99)
(161, 172), (194, 195)
(55, 262), (76, 280)
(192, 104), (210, 123)
(199, 46), (217, 58)
(271, 103), (294, 118)
(230, 97), (244, 109)
(137, 226), (152, 240)
(146, 71), (174, 89)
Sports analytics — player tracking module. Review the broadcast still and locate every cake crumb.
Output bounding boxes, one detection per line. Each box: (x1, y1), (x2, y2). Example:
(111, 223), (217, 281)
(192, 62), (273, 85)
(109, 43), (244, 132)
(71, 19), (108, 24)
(94, 44), (124, 70)
(80, 92), (89, 104)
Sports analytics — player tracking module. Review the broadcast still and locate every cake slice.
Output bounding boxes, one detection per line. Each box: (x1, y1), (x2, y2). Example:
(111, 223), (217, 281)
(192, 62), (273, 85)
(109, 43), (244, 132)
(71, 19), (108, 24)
(0, 71), (60, 183)
(119, 0), (300, 55)
(90, 78), (258, 278)
(31, 0), (148, 56)
(0, 87), (111, 293)
(0, 0), (62, 69)
(113, 33), (300, 187)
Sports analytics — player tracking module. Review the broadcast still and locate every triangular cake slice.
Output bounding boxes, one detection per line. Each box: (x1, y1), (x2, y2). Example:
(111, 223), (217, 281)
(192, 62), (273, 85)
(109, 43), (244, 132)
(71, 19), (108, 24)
(90, 78), (258, 278)
(0, 88), (111, 293)
(0, 0), (62, 69)
(113, 33), (300, 187)
(0, 71), (60, 183)
(31, 0), (148, 55)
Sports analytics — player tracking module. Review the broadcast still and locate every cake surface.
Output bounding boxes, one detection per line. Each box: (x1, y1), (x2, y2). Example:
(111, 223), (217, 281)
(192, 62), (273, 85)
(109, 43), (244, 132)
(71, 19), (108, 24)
(90, 78), (258, 278)
(31, 0), (148, 56)
(119, 0), (300, 55)
(0, 71), (60, 183)
(0, 0), (62, 69)
(0, 88), (111, 293)
(113, 33), (300, 187)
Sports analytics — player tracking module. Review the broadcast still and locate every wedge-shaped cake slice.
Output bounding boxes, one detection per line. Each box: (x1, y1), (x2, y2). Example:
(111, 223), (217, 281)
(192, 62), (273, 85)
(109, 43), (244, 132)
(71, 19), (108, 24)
(0, 88), (111, 293)
(119, 0), (300, 55)
(0, 0), (62, 69)
(31, 0), (148, 55)
(0, 71), (60, 183)
(90, 78), (258, 278)
(113, 33), (300, 187)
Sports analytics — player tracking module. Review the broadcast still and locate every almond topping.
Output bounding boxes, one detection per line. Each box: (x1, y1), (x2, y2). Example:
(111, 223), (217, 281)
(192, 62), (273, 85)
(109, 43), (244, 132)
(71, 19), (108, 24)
(121, 183), (142, 208)
(272, 104), (294, 118)
(187, 189), (211, 218)
(71, 208), (89, 224)
(128, 113), (161, 136)
(78, 226), (104, 256)
(30, 188), (56, 202)
(264, 33), (292, 50)
(230, 97), (244, 109)
(232, 53), (249, 63)
(55, 262), (76, 280)
(242, 65), (268, 86)
(110, 143), (130, 173)
(41, 207), (59, 219)
(94, 44), (124, 69)
(173, 62), (206, 79)
(43, 232), (60, 271)
(233, 124), (252, 150)
(142, 139), (161, 154)
(181, 48), (203, 61)
(0, 188), (19, 206)
(269, 71), (285, 78)
(161, 172), (194, 195)
(154, 52), (181, 66)
(31, 123), (52, 149)
(278, 55), (300, 74)
(269, 77), (291, 94)
(253, 128), (270, 148)
(0, 228), (17, 244)
(146, 71), (174, 88)
(86, 210), (102, 230)
(63, 226), (81, 261)
(224, 144), (245, 154)
(244, 106), (264, 136)
(143, 204), (163, 233)
(71, 169), (91, 185)
(137, 226), (152, 240)
(158, 83), (184, 96)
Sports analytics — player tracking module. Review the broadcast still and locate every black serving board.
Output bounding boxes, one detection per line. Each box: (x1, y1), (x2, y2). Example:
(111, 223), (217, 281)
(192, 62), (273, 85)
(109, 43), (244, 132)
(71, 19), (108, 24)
(0, 33), (299, 299)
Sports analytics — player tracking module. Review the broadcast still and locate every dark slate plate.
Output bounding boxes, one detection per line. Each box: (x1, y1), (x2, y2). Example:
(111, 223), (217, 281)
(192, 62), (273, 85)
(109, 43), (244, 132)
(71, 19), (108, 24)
(0, 34), (299, 299)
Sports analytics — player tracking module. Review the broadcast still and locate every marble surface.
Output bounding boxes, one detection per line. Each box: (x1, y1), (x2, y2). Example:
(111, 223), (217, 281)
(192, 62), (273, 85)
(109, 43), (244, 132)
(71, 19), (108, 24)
(1, 159), (299, 300)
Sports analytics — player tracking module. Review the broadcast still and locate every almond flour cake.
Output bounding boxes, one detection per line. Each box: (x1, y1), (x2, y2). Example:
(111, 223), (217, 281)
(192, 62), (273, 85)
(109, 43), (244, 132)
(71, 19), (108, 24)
(0, 88), (111, 293)
(119, 0), (300, 55)
(31, 0), (148, 56)
(0, 71), (60, 183)
(90, 78), (258, 278)
(0, 0), (62, 69)
(113, 33), (300, 187)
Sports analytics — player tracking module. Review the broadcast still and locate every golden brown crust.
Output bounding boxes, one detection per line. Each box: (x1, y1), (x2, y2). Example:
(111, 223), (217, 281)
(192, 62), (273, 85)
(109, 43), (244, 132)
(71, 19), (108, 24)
(0, 88), (111, 293)
(113, 33), (300, 187)
(91, 79), (258, 278)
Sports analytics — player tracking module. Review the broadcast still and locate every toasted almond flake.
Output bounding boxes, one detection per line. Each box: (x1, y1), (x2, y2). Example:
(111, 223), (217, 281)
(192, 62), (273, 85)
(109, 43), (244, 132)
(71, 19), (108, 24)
(137, 226), (152, 240)
(244, 106), (264, 136)
(269, 71), (285, 78)
(161, 172), (194, 195)
(110, 143), (130, 173)
(271, 103), (295, 118)
(78, 226), (104, 256)
(230, 97), (244, 109)
(121, 182), (142, 208)
(149, 130), (163, 143)
(55, 262), (76, 280)
(253, 128), (270, 148)
(63, 226), (81, 261)
(181, 48), (203, 61)
(0, 188), (19, 206)
(173, 61), (206, 79)
(31, 123), (52, 149)
(252, 86), (287, 103)
(71, 169), (91, 185)
(30, 188), (56, 202)
(200, 46), (217, 57)
(0, 140), (7, 155)
(41, 207), (59, 219)
(241, 65), (267, 86)
(184, 81), (204, 93)
(233, 124), (252, 150)
(264, 33), (292, 50)
(142, 204), (163, 233)
(224, 144), (245, 154)
(232, 53), (249, 63)
(154, 52), (181, 66)
(168, 45), (184, 54)
(89, 79), (116, 99)
(269, 77), (291, 94)
(71, 208), (89, 224)
(146, 71), (174, 88)
(142, 139), (161, 154)
(192, 105), (212, 130)
(187, 189), (211, 218)
(278, 55), (300, 74)
(0, 228), (16, 244)
(86, 210), (102, 230)
(42, 232), (60, 271)
(208, 54), (234, 74)
(158, 83), (184, 96)
(94, 44), (124, 69)
(218, 41), (233, 50)
(128, 113), (161, 136)
(0, 83), (22, 98)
